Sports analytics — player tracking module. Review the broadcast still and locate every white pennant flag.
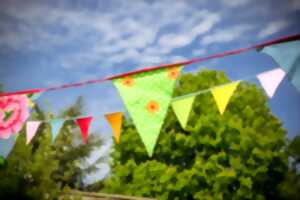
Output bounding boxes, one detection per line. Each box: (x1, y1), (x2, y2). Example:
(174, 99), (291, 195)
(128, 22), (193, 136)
(257, 68), (286, 98)
(26, 121), (41, 144)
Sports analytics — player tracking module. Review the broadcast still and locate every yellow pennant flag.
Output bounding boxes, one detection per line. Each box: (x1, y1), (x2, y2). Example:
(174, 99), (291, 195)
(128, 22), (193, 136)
(211, 81), (240, 114)
(105, 112), (123, 143)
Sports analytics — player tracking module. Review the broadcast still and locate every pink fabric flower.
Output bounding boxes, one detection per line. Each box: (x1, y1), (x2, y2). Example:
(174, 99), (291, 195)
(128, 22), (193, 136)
(0, 95), (30, 139)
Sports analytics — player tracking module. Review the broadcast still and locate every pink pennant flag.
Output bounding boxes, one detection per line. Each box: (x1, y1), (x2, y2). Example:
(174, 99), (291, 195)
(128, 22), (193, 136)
(76, 117), (93, 144)
(26, 121), (41, 144)
(257, 68), (286, 98)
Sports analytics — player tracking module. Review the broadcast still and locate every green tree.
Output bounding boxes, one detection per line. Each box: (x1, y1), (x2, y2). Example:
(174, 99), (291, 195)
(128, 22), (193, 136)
(0, 97), (103, 199)
(277, 135), (300, 200)
(102, 69), (287, 200)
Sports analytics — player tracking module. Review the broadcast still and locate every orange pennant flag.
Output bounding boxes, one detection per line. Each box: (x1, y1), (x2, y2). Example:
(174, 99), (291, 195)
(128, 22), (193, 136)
(105, 112), (123, 143)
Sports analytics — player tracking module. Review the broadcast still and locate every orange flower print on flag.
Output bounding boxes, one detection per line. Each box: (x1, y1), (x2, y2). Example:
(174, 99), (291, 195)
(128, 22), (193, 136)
(112, 66), (182, 156)
(167, 67), (180, 80)
(122, 77), (134, 87)
(147, 100), (160, 113)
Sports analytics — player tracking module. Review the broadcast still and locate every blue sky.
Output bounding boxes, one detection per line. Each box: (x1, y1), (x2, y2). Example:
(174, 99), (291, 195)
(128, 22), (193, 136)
(1, 0), (300, 184)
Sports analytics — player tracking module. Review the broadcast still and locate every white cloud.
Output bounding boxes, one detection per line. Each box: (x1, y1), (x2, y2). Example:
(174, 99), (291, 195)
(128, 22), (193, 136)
(287, 0), (300, 11)
(0, 1), (222, 69)
(201, 25), (252, 45)
(190, 13), (221, 36)
(157, 12), (220, 53)
(258, 20), (289, 38)
(192, 49), (207, 56)
(221, 0), (250, 7)
(158, 34), (194, 50)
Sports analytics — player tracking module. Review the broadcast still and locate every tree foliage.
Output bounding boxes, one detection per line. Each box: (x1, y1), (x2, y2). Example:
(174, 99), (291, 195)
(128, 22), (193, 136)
(0, 97), (103, 199)
(103, 69), (287, 200)
(277, 135), (300, 200)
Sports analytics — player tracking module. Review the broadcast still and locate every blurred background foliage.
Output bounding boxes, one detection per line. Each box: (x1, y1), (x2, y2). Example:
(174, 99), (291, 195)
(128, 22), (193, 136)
(0, 96), (103, 200)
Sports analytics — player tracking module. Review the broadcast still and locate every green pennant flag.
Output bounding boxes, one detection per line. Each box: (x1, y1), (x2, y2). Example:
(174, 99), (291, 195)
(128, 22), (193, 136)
(113, 66), (182, 156)
(171, 96), (195, 129)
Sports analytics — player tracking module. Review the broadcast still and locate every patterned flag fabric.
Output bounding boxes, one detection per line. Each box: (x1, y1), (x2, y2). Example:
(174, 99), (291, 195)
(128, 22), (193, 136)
(260, 40), (300, 93)
(112, 66), (182, 156)
(211, 81), (240, 115)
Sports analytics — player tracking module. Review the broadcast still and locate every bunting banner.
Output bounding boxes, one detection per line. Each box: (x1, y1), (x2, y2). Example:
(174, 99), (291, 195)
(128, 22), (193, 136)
(112, 66), (182, 156)
(26, 121), (41, 144)
(171, 96), (195, 129)
(1, 33), (300, 156)
(259, 40), (300, 93)
(211, 81), (240, 115)
(105, 112), (123, 143)
(257, 68), (286, 98)
(76, 117), (93, 144)
(50, 119), (64, 143)
(1, 33), (299, 98)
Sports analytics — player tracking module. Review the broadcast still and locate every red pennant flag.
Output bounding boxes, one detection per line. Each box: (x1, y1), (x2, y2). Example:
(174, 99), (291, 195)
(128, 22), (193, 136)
(76, 117), (93, 144)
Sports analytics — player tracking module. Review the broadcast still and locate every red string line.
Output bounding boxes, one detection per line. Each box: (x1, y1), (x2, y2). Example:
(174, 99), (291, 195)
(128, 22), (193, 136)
(1, 32), (300, 97)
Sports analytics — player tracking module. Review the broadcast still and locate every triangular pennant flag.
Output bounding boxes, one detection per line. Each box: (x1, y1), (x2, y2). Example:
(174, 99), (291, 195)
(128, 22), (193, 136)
(26, 121), (41, 144)
(31, 92), (43, 100)
(211, 81), (240, 115)
(105, 112), (123, 143)
(112, 66), (182, 156)
(0, 134), (18, 158)
(257, 68), (286, 98)
(76, 117), (92, 144)
(50, 119), (64, 143)
(171, 96), (195, 129)
(259, 40), (300, 93)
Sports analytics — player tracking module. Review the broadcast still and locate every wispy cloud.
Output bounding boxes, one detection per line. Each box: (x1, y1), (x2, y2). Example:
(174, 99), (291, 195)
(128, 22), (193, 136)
(287, 0), (300, 11)
(221, 0), (251, 7)
(257, 20), (289, 38)
(200, 25), (253, 45)
(192, 49), (207, 56)
(158, 12), (220, 52)
(0, 1), (222, 71)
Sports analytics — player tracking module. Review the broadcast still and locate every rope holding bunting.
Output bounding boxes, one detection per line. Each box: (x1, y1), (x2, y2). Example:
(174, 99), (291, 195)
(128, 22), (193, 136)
(1, 33), (300, 97)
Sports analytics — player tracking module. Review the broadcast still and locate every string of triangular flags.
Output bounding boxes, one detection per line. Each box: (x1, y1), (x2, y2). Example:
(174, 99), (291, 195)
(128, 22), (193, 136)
(15, 66), (284, 157)
(1, 36), (300, 157)
(24, 115), (122, 145)
(1, 33), (299, 98)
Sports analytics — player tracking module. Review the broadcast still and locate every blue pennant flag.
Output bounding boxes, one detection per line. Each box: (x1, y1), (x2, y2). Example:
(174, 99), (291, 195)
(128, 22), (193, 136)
(50, 119), (64, 143)
(0, 134), (18, 158)
(260, 40), (300, 93)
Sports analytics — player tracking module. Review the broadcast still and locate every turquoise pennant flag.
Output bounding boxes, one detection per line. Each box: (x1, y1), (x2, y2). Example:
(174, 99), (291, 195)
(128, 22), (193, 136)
(50, 119), (64, 143)
(259, 40), (300, 93)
